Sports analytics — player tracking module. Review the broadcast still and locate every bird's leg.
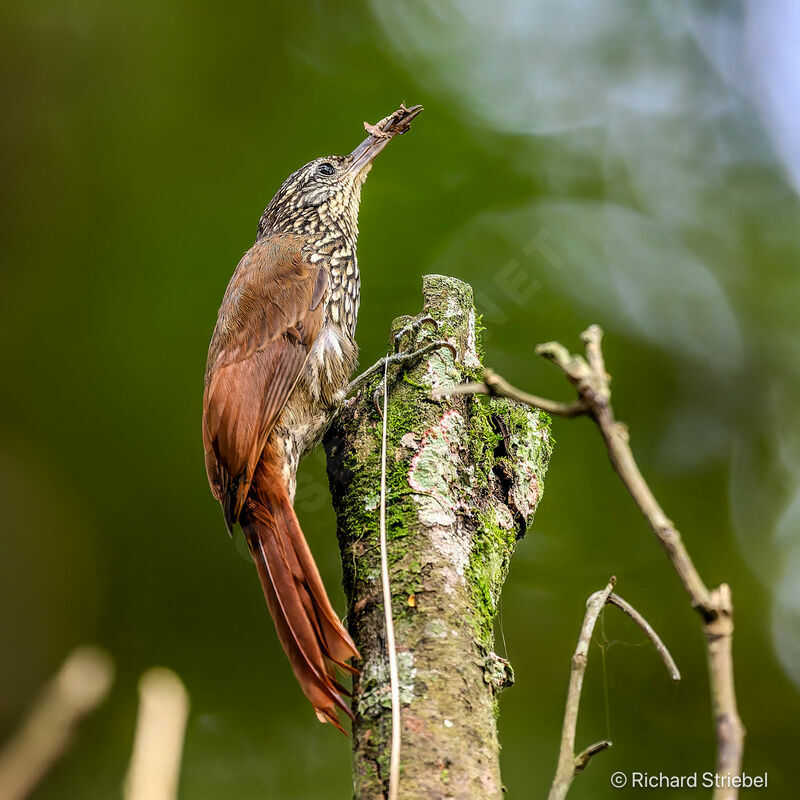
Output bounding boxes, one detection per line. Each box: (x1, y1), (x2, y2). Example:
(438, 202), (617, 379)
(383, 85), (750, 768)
(346, 317), (453, 395)
(346, 317), (457, 413)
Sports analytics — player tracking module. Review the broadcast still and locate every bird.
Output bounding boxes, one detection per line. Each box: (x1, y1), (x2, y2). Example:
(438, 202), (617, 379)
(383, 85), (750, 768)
(202, 104), (423, 731)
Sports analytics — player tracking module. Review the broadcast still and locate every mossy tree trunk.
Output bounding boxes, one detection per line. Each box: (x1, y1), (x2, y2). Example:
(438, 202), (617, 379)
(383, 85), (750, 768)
(324, 275), (552, 800)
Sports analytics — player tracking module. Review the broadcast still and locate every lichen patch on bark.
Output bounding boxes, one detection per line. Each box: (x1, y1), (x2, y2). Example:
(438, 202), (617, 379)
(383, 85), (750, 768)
(408, 409), (466, 528)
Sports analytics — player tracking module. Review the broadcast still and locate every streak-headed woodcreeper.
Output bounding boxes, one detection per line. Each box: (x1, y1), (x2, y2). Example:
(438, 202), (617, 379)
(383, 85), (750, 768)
(203, 104), (423, 730)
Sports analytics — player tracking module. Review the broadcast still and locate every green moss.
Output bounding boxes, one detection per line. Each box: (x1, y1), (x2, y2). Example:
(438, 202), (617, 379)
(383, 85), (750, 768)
(474, 312), (486, 361)
(401, 372), (431, 392)
(466, 395), (502, 478)
(467, 507), (518, 648)
(462, 388), (552, 649)
(354, 758), (380, 797)
(374, 748), (391, 788)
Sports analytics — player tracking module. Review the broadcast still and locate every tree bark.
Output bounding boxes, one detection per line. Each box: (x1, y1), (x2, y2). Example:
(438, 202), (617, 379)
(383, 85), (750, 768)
(324, 275), (552, 799)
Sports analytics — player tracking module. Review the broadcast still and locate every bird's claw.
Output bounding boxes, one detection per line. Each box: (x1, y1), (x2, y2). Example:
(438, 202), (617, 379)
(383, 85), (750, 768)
(347, 314), (457, 415)
(370, 339), (457, 415)
(393, 315), (439, 353)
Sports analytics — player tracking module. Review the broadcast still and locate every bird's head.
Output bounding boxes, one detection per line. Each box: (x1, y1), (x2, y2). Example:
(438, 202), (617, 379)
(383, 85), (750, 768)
(257, 104), (422, 242)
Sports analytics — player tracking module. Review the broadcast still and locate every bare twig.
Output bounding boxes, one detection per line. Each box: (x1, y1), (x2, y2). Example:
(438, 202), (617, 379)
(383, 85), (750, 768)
(377, 356), (402, 800)
(437, 325), (744, 799)
(124, 668), (190, 800)
(432, 369), (586, 417)
(548, 578), (616, 800)
(607, 593), (681, 681)
(548, 579), (679, 800)
(574, 740), (613, 773)
(0, 646), (115, 800)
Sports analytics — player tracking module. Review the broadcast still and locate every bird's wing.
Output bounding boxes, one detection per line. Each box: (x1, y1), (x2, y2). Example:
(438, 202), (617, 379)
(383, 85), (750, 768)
(202, 234), (328, 529)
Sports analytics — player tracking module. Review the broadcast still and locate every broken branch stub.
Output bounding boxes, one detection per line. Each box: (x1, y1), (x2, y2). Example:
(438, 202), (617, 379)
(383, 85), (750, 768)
(324, 274), (552, 800)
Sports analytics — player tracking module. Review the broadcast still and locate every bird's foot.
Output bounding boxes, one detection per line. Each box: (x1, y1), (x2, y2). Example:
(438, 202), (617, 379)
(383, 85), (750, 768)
(347, 317), (457, 414)
(392, 315), (439, 353)
(369, 340), (457, 414)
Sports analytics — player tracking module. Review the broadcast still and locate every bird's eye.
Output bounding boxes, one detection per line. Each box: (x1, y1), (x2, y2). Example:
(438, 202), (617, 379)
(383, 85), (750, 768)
(317, 162), (336, 176)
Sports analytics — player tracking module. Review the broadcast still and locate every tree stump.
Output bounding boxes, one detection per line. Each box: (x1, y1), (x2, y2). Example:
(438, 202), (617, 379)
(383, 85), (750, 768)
(325, 275), (552, 799)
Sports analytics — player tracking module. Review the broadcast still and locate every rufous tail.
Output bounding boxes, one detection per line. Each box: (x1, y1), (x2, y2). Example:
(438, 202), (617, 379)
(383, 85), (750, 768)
(241, 454), (359, 732)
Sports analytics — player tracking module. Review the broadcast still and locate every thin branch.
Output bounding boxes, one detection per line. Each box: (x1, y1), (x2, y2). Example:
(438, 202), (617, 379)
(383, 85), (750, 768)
(124, 668), (190, 800)
(437, 325), (745, 799)
(607, 593), (681, 681)
(378, 356), (401, 800)
(548, 579), (679, 800)
(432, 369), (586, 418)
(574, 740), (613, 773)
(0, 646), (115, 800)
(535, 326), (712, 607)
(548, 578), (616, 800)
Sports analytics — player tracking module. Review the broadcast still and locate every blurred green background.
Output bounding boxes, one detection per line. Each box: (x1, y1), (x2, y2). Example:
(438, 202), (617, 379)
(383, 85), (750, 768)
(1, 0), (799, 797)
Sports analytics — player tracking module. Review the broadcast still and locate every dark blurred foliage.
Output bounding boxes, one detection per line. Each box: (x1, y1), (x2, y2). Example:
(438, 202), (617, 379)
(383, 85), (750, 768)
(1, 1), (798, 797)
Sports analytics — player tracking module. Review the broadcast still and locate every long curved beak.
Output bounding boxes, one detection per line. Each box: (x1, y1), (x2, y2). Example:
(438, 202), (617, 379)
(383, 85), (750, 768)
(346, 104), (423, 177)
